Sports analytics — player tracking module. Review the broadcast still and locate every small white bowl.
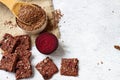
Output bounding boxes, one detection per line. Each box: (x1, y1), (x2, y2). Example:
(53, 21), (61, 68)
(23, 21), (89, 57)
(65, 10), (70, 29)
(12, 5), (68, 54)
(16, 5), (48, 34)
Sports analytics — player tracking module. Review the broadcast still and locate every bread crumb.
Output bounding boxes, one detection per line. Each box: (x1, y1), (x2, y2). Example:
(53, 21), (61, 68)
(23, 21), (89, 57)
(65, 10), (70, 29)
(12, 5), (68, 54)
(101, 61), (103, 64)
(108, 69), (111, 71)
(6, 76), (8, 79)
(4, 20), (12, 25)
(112, 11), (114, 13)
(4, 20), (17, 28)
(97, 62), (99, 65)
(52, 9), (63, 27)
(97, 61), (103, 65)
(114, 45), (120, 50)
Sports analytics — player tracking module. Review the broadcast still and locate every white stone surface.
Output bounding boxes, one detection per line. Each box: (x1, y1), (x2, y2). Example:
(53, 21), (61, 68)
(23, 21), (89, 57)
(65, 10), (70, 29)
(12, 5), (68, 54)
(1, 0), (120, 80)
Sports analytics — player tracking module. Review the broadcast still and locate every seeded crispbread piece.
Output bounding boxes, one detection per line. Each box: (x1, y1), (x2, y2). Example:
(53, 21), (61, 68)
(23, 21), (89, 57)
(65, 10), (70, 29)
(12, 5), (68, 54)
(15, 59), (32, 79)
(36, 57), (58, 79)
(15, 35), (31, 50)
(0, 53), (18, 72)
(0, 33), (18, 53)
(60, 58), (79, 76)
(15, 47), (31, 60)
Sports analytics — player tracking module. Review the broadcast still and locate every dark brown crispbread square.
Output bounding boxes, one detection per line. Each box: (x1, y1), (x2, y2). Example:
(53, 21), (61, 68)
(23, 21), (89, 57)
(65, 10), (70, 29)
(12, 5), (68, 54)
(60, 58), (79, 76)
(0, 33), (18, 53)
(15, 59), (32, 79)
(15, 47), (31, 60)
(15, 35), (31, 50)
(36, 57), (58, 79)
(0, 53), (18, 72)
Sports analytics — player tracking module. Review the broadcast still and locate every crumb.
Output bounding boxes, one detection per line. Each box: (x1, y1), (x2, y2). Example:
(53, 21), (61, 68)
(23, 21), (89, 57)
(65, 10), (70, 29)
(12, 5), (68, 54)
(101, 61), (103, 64)
(52, 9), (63, 27)
(10, 24), (17, 28)
(4, 20), (12, 25)
(114, 45), (120, 50)
(4, 20), (17, 28)
(112, 11), (114, 13)
(108, 69), (111, 71)
(97, 62), (99, 65)
(62, 40), (64, 42)
(97, 61), (103, 65)
(63, 21), (66, 23)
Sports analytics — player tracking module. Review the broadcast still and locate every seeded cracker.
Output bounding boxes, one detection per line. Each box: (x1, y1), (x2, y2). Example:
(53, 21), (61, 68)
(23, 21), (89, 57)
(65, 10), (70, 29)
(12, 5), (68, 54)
(0, 53), (18, 72)
(15, 59), (32, 79)
(15, 35), (31, 50)
(0, 33), (18, 53)
(60, 58), (79, 76)
(36, 57), (58, 79)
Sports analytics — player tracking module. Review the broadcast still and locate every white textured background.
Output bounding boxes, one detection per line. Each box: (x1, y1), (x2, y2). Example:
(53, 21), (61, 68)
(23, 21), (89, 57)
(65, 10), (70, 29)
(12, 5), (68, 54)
(1, 0), (120, 80)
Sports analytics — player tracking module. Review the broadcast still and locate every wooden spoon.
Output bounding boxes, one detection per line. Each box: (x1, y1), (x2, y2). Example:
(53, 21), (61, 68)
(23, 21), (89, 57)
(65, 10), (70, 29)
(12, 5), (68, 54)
(0, 0), (35, 23)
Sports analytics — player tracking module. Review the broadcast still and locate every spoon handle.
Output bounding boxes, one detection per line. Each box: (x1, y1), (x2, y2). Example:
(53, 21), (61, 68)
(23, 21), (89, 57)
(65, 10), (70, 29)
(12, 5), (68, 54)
(0, 0), (16, 10)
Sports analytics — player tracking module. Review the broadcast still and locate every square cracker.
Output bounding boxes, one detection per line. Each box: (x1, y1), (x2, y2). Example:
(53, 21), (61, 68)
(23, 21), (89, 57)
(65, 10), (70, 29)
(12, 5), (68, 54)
(60, 58), (79, 76)
(15, 35), (31, 50)
(15, 58), (32, 79)
(0, 33), (18, 53)
(36, 57), (58, 79)
(0, 53), (18, 72)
